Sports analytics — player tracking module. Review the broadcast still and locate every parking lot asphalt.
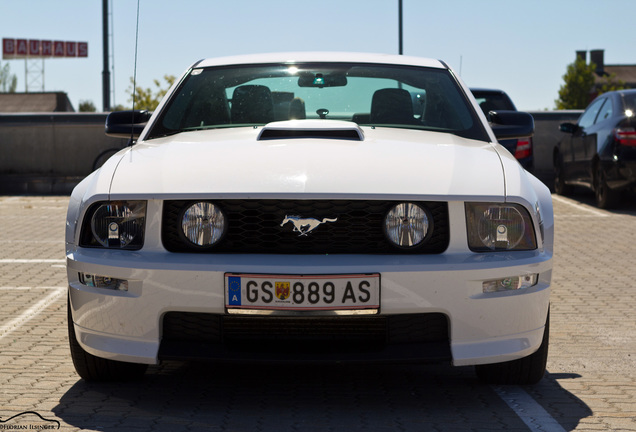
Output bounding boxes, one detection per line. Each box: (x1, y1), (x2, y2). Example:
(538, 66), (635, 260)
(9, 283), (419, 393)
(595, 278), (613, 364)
(0, 193), (635, 431)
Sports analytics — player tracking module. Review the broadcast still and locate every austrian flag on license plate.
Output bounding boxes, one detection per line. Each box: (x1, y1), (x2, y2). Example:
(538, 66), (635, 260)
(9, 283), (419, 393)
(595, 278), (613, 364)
(225, 273), (380, 311)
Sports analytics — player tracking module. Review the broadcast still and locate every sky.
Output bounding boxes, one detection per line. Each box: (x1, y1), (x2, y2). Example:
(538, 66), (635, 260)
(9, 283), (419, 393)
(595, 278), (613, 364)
(1, 0), (635, 112)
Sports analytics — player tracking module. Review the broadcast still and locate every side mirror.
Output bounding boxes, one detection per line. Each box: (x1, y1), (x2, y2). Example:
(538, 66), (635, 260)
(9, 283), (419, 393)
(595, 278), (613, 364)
(559, 122), (578, 134)
(105, 110), (152, 139)
(488, 110), (534, 140)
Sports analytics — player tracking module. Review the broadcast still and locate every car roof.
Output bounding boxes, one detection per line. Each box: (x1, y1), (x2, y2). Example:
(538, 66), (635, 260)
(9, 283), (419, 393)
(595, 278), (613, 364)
(194, 52), (447, 69)
(588, 89), (636, 103)
(469, 88), (510, 95)
(607, 89), (636, 96)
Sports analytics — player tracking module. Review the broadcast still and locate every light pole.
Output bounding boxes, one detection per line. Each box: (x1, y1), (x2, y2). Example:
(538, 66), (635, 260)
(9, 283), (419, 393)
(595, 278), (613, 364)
(398, 0), (403, 55)
(102, 0), (111, 111)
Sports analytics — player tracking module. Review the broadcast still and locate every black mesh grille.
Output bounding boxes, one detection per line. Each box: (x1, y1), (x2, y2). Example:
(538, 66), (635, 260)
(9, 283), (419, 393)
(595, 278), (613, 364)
(159, 312), (450, 361)
(162, 199), (449, 254)
(161, 312), (449, 345)
(222, 316), (388, 343)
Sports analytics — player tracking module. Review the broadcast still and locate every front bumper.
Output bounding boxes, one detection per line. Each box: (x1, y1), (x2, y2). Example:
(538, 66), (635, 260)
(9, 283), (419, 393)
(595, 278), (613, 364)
(67, 247), (551, 367)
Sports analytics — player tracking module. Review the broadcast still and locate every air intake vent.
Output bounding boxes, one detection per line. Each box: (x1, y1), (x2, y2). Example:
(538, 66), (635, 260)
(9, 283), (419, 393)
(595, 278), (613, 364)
(257, 120), (364, 141)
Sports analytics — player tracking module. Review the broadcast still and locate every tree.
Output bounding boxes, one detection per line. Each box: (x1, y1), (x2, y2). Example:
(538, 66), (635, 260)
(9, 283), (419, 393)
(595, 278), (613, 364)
(598, 72), (626, 94)
(555, 58), (596, 109)
(127, 74), (176, 111)
(556, 58), (628, 110)
(79, 100), (96, 112)
(0, 61), (18, 93)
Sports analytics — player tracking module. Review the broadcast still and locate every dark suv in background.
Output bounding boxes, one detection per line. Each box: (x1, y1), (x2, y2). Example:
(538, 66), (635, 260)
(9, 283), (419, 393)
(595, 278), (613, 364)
(471, 88), (534, 171)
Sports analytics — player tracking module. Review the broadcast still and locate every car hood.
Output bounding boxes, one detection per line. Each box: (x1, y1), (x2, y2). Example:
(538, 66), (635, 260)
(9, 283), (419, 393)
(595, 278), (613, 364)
(107, 122), (506, 200)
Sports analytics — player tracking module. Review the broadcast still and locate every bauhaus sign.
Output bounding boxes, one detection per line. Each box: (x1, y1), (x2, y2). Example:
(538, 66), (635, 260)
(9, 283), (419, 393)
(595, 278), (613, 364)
(2, 38), (88, 59)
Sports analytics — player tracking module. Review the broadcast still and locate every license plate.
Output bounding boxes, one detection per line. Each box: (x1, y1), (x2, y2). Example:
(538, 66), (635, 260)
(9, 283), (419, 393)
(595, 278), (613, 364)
(225, 273), (380, 311)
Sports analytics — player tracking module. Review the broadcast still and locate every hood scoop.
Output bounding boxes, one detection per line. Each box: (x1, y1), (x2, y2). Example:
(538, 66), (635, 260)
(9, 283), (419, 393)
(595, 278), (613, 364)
(257, 120), (364, 141)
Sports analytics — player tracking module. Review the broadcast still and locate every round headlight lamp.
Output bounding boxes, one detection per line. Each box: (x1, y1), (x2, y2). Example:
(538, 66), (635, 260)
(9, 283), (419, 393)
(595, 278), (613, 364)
(181, 202), (226, 248)
(384, 203), (431, 249)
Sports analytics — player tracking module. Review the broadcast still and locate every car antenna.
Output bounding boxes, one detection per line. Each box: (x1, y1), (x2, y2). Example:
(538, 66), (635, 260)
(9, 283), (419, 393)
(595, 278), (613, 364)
(129, 0), (141, 146)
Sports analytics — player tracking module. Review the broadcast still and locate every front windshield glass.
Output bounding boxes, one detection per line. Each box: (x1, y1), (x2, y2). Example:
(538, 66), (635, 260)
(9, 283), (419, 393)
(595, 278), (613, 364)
(622, 92), (636, 112)
(148, 62), (486, 141)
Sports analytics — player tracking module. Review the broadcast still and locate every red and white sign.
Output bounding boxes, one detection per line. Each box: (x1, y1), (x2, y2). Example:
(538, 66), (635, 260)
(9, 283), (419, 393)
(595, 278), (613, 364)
(41, 40), (53, 56)
(53, 41), (66, 57)
(28, 40), (40, 56)
(3, 38), (88, 59)
(16, 39), (27, 56)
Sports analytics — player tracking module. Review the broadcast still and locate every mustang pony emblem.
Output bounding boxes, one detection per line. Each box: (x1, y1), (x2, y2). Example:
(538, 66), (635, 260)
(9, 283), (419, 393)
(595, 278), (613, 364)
(280, 215), (338, 236)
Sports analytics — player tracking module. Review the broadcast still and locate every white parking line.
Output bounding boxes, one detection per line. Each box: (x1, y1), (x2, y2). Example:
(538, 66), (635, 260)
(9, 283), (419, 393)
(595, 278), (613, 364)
(551, 194), (609, 217)
(0, 259), (65, 263)
(0, 287), (66, 340)
(0, 286), (66, 291)
(3, 240), (63, 243)
(493, 385), (566, 432)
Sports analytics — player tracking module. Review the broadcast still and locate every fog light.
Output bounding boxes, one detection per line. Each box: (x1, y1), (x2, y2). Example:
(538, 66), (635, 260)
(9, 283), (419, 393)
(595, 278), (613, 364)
(482, 274), (538, 293)
(181, 201), (226, 248)
(384, 202), (430, 249)
(79, 272), (128, 291)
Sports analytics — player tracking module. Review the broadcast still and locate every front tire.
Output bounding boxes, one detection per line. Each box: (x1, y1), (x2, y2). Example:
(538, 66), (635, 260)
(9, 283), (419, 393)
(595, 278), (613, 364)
(553, 155), (572, 195)
(475, 310), (549, 385)
(68, 298), (148, 382)
(594, 165), (620, 209)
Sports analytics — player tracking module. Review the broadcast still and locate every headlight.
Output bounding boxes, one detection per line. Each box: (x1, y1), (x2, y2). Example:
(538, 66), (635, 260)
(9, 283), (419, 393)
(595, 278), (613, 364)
(465, 203), (536, 252)
(80, 200), (146, 249)
(180, 201), (226, 248)
(384, 202), (431, 249)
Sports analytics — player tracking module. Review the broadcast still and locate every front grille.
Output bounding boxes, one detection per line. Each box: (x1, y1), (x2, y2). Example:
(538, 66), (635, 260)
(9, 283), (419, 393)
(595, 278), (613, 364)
(159, 312), (451, 362)
(162, 199), (449, 254)
(222, 316), (388, 343)
(161, 312), (448, 349)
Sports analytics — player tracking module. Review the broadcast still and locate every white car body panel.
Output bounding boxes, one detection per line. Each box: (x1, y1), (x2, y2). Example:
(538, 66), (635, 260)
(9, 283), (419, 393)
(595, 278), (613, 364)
(66, 52), (553, 373)
(108, 123), (504, 200)
(67, 244), (551, 365)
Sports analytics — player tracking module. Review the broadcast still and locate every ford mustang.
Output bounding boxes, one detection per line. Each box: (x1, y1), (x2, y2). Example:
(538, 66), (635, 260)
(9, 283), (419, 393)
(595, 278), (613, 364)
(66, 52), (553, 384)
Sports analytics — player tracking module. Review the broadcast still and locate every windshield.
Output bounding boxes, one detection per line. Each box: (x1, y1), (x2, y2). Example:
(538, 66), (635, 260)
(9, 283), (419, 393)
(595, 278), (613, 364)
(471, 91), (516, 115)
(147, 62), (487, 141)
(621, 92), (636, 112)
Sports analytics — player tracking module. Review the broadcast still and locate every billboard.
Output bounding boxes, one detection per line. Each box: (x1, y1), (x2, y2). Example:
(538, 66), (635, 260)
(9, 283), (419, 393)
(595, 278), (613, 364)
(3, 38), (88, 59)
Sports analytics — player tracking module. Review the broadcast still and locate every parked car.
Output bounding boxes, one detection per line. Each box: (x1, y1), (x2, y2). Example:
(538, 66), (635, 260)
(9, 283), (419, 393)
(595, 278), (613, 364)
(66, 52), (553, 384)
(554, 89), (636, 208)
(553, 90), (636, 208)
(471, 88), (534, 171)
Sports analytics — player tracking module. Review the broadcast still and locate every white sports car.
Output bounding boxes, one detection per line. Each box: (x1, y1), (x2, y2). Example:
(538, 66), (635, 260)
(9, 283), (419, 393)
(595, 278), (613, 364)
(66, 52), (553, 384)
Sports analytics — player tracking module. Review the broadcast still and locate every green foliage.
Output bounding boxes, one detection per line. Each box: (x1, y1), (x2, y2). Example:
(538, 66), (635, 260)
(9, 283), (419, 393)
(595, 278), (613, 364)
(555, 58), (596, 109)
(598, 72), (626, 94)
(127, 75), (176, 111)
(78, 100), (96, 112)
(0, 61), (18, 93)
(556, 58), (628, 110)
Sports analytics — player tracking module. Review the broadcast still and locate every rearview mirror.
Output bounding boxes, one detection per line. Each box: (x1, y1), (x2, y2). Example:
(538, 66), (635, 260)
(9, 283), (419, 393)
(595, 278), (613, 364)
(488, 110), (534, 140)
(105, 110), (152, 139)
(297, 73), (347, 88)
